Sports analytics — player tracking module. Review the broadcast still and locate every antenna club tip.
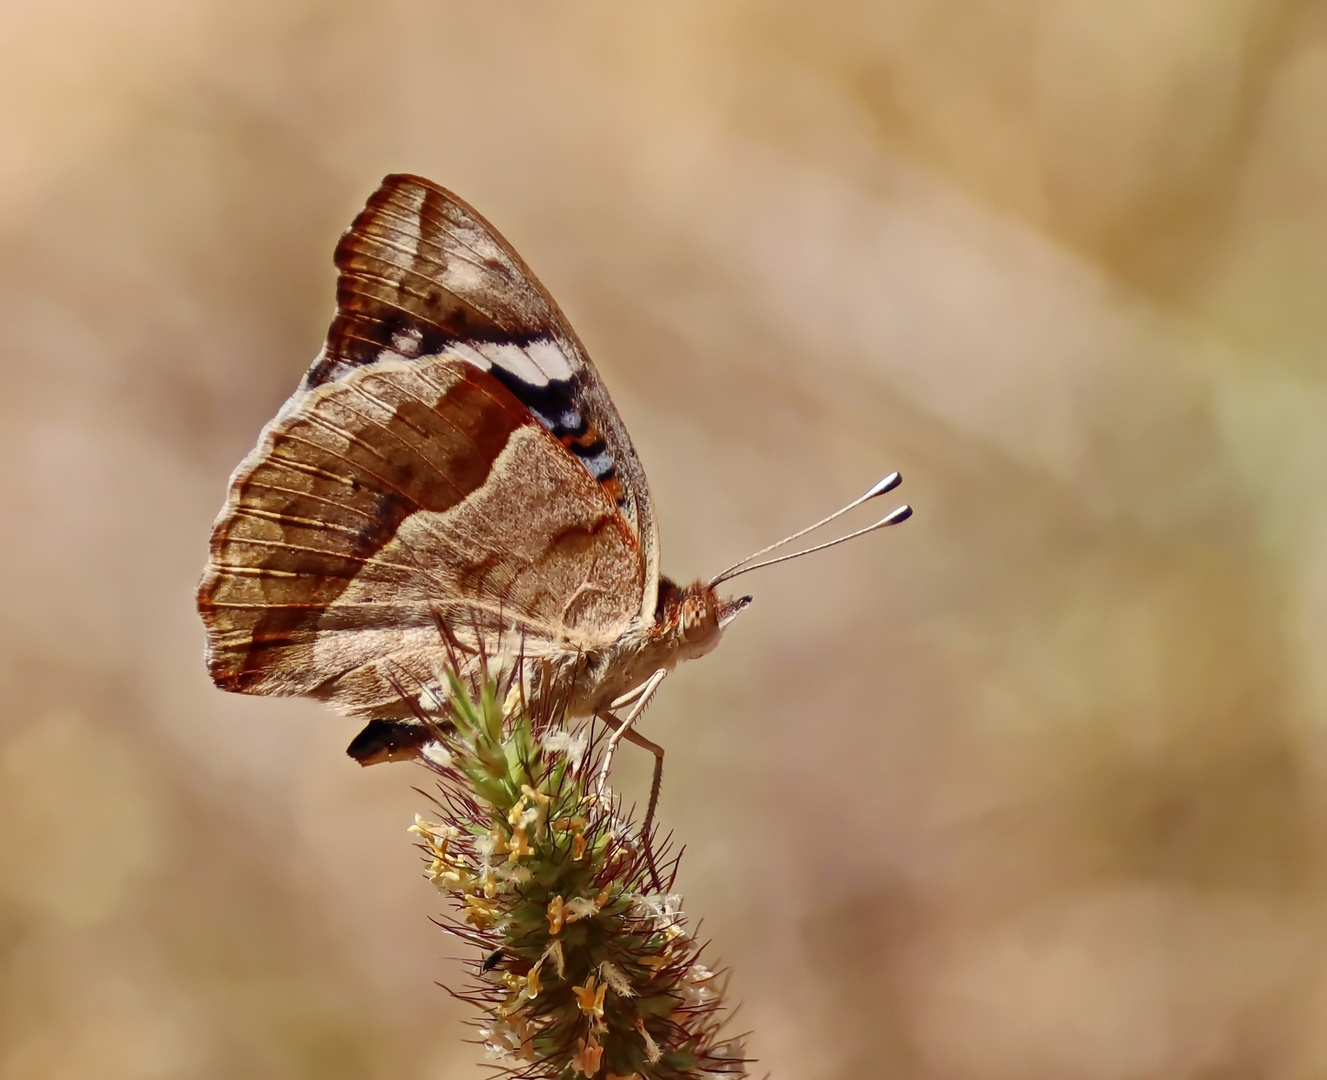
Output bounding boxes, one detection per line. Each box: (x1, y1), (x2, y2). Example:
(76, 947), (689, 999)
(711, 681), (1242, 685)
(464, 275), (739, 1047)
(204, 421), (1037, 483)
(887, 504), (914, 524)
(865, 471), (903, 499)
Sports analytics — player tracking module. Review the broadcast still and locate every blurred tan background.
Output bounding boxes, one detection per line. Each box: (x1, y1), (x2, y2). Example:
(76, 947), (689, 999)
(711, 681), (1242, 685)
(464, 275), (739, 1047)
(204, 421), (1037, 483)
(3, 1), (1327, 1077)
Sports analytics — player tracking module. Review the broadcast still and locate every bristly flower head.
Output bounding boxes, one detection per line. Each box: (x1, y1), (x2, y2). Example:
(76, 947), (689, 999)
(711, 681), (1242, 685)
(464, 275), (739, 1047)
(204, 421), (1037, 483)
(409, 669), (750, 1080)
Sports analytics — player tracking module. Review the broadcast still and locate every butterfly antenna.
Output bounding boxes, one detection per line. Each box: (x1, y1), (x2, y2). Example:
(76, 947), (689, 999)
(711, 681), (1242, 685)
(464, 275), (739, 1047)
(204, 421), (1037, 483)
(711, 503), (912, 583)
(708, 472), (908, 587)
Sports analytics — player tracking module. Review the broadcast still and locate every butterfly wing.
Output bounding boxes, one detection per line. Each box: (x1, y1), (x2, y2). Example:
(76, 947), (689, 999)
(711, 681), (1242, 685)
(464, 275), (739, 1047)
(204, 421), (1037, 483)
(198, 175), (657, 717)
(319, 174), (659, 602)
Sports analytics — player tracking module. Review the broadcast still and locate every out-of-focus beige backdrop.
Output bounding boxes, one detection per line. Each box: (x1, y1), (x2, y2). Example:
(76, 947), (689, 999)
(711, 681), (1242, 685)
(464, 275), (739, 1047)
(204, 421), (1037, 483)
(3, 2), (1327, 1077)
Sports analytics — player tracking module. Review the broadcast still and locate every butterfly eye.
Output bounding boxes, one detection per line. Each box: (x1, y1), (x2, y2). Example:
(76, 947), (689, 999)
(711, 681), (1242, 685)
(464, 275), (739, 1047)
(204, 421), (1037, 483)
(680, 596), (714, 642)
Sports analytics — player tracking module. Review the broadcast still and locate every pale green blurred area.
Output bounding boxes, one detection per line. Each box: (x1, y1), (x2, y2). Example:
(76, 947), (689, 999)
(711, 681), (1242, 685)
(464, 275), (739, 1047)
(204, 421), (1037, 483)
(2, 1), (1326, 1077)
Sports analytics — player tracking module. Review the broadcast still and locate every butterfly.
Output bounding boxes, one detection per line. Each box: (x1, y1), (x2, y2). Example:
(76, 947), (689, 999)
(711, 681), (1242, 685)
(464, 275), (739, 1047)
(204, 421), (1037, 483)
(197, 174), (911, 789)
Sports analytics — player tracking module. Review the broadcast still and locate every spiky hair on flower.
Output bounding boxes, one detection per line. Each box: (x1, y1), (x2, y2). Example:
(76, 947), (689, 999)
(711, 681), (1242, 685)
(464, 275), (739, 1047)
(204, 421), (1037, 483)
(406, 665), (750, 1080)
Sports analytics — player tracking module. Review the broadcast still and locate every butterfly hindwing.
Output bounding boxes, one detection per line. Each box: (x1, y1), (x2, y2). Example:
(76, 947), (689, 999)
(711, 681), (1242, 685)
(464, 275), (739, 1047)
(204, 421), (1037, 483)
(198, 354), (645, 718)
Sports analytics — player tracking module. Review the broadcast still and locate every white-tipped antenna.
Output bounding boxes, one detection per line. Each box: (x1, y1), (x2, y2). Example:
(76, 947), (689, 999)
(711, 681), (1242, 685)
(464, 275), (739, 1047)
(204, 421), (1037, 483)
(709, 472), (911, 587)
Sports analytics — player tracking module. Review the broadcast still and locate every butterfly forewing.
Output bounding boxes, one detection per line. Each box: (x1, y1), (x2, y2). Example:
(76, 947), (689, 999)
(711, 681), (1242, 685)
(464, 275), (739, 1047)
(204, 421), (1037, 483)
(315, 178), (558, 380)
(307, 174), (659, 605)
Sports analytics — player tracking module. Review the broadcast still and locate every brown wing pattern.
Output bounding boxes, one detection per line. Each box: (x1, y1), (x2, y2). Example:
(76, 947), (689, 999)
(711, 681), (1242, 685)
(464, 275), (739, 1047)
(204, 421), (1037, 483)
(311, 178), (560, 383)
(311, 174), (660, 612)
(198, 357), (643, 718)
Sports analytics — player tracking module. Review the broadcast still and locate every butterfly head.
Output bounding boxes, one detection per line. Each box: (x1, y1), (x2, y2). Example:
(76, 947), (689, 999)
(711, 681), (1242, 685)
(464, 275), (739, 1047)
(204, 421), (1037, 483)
(656, 578), (752, 661)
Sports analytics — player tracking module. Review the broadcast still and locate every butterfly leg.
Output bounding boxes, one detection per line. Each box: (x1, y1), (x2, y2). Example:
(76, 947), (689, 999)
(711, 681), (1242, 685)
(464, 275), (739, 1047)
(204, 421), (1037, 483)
(597, 668), (667, 791)
(595, 667), (668, 884)
(597, 711), (666, 890)
(605, 677), (654, 711)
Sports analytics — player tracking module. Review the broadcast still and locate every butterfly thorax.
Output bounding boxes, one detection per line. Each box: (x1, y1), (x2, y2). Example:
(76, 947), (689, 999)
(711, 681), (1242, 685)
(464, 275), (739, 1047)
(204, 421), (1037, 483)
(558, 578), (752, 718)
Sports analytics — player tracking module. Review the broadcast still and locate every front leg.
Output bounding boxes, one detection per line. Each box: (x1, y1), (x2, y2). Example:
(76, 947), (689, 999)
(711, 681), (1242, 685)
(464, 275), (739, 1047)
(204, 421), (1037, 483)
(595, 667), (669, 888)
(596, 668), (667, 794)
(597, 710), (667, 852)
